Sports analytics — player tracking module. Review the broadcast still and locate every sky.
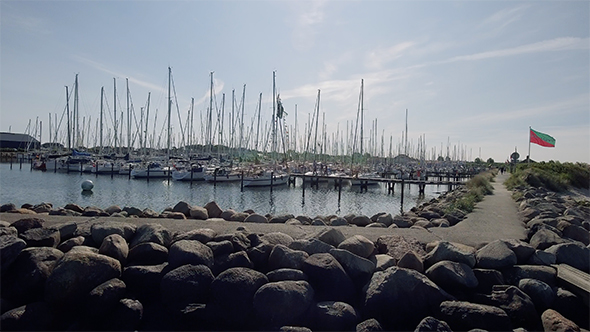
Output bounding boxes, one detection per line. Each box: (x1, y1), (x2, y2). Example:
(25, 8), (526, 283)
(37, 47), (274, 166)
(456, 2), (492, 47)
(1, 0), (589, 163)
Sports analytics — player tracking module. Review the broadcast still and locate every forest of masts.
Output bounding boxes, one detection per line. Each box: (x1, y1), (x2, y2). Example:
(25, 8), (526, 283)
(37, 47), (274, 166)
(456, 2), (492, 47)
(23, 72), (475, 163)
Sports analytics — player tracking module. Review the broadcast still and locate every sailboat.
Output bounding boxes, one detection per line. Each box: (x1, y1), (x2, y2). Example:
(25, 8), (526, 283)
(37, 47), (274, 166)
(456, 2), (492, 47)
(171, 162), (206, 181)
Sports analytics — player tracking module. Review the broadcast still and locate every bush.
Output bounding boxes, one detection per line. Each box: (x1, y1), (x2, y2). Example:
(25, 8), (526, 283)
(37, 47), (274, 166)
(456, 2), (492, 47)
(445, 170), (495, 214)
(505, 161), (589, 192)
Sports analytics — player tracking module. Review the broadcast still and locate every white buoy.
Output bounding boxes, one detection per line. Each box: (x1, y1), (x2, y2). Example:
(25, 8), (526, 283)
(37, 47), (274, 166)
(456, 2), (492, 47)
(81, 179), (94, 191)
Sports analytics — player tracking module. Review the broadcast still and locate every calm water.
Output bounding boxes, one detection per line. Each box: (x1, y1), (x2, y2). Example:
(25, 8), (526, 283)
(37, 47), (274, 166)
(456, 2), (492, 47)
(0, 163), (448, 217)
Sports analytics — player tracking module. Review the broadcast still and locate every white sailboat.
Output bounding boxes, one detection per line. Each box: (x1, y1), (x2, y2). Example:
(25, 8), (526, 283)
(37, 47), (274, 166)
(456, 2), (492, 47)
(171, 162), (206, 181)
(243, 169), (288, 187)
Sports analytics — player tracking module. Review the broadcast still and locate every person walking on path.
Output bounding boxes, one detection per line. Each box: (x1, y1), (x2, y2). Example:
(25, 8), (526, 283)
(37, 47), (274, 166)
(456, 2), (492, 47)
(431, 172), (527, 248)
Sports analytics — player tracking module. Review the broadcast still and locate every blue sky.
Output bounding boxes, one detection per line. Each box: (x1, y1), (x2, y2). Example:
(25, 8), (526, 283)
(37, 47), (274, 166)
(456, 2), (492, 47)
(1, 1), (588, 163)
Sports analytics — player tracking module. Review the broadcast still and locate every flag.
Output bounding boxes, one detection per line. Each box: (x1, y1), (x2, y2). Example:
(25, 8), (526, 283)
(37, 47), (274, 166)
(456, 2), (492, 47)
(530, 128), (555, 147)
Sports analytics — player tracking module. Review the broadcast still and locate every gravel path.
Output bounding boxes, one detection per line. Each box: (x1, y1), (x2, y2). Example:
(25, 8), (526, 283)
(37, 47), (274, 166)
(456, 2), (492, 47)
(430, 172), (527, 247)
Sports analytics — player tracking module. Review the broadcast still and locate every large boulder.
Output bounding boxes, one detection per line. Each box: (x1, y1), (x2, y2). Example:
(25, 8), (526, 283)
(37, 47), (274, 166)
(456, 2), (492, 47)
(127, 242), (169, 266)
(204, 201), (223, 218)
(502, 265), (557, 287)
(261, 232), (294, 247)
(98, 234), (129, 265)
(329, 248), (375, 289)
(414, 316), (452, 332)
(545, 243), (590, 272)
(122, 263), (167, 302)
(0, 301), (54, 331)
(160, 264), (214, 310)
(253, 280), (314, 328)
(362, 267), (453, 330)
(541, 308), (580, 332)
(266, 268), (308, 282)
(289, 238), (334, 255)
(438, 300), (512, 331)
(85, 278), (127, 318)
(425, 260), (478, 291)
(45, 251), (122, 309)
(91, 221), (136, 245)
(268, 244), (309, 271)
(172, 201), (192, 217)
(303, 253), (356, 303)
(484, 285), (540, 330)
(397, 250), (424, 273)
(19, 227), (60, 248)
(308, 301), (360, 331)
(10, 217), (44, 234)
(423, 241), (476, 268)
(173, 228), (217, 244)
(337, 235), (375, 258)
(313, 228), (346, 247)
(168, 240), (214, 269)
(0, 235), (27, 271)
(475, 240), (517, 269)
(129, 223), (172, 248)
(530, 228), (567, 250)
(518, 278), (555, 312)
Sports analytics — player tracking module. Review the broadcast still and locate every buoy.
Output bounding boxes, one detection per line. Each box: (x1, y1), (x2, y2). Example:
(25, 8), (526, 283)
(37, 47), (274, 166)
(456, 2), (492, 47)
(81, 179), (94, 191)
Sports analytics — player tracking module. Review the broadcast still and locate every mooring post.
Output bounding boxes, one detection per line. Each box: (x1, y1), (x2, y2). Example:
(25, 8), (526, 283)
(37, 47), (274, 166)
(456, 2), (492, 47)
(111, 163), (114, 179)
(270, 171), (274, 192)
(129, 164), (132, 180)
(54, 159), (57, 173)
(213, 168), (217, 186)
(400, 179), (405, 205)
(240, 171), (244, 192)
(30, 159), (33, 171)
(19, 155), (22, 169)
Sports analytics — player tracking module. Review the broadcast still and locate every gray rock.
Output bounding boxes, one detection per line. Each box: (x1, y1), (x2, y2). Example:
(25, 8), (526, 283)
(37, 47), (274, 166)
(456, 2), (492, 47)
(502, 264), (557, 287)
(423, 241), (476, 268)
(391, 214), (412, 228)
(374, 254), (396, 272)
(425, 260), (478, 290)
(518, 278), (555, 312)
(362, 267), (453, 330)
(127, 242), (169, 266)
(438, 300), (511, 331)
(561, 223), (589, 246)
(213, 250), (254, 274)
(0, 226), (17, 237)
(122, 263), (167, 302)
(57, 235), (85, 253)
(101, 298), (143, 331)
(314, 227), (346, 247)
(129, 223), (172, 248)
(376, 213), (394, 227)
(309, 301), (360, 331)
(268, 244), (309, 270)
(330, 248), (376, 288)
(99, 234), (129, 265)
(172, 201), (192, 216)
(338, 235), (375, 258)
(19, 227), (60, 248)
(204, 201), (223, 218)
(397, 250), (424, 273)
(262, 232), (294, 246)
(220, 209), (236, 221)
(169, 239), (214, 269)
(174, 228), (217, 244)
(230, 212), (250, 222)
(207, 240), (234, 257)
(501, 239), (536, 264)
(142, 208), (160, 218)
(485, 285), (540, 330)
(253, 280), (314, 328)
(160, 264), (214, 310)
(244, 213), (268, 223)
(476, 240), (517, 269)
(350, 215), (371, 227)
(0, 203), (16, 212)
(64, 203), (84, 213)
(330, 217), (349, 226)
(86, 278), (127, 318)
(1, 235), (27, 271)
(530, 228), (567, 250)
(289, 238), (335, 255)
(10, 217), (44, 234)
(0, 302), (54, 331)
(104, 205), (122, 215)
(303, 253), (356, 303)
(189, 206), (209, 220)
(91, 221), (136, 245)
(356, 318), (383, 332)
(473, 268), (505, 294)
(53, 221), (77, 241)
(414, 316), (452, 332)
(45, 251), (122, 309)
(266, 268), (308, 282)
(268, 214), (295, 224)
(546, 242), (590, 272)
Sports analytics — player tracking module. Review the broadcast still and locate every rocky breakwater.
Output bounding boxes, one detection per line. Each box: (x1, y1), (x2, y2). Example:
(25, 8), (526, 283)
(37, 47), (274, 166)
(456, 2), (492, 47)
(2, 206), (589, 331)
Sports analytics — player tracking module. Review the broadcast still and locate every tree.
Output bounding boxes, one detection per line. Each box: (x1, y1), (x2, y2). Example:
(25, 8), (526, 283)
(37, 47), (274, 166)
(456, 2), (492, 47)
(487, 157), (495, 164)
(474, 157), (482, 163)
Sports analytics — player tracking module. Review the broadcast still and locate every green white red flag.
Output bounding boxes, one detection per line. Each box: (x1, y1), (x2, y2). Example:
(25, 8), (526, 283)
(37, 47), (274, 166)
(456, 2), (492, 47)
(530, 128), (555, 147)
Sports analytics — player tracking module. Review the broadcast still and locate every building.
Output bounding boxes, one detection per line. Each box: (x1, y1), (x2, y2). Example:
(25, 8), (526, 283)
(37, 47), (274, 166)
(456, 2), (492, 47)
(0, 132), (40, 150)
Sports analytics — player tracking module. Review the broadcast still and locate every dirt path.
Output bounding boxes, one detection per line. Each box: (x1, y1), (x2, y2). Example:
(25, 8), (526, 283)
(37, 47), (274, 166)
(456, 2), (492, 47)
(430, 172), (527, 247)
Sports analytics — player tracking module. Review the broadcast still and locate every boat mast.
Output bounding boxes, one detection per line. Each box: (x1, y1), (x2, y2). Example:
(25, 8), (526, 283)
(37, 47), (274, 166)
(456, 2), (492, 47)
(65, 85), (71, 151)
(255, 92), (262, 152)
(74, 74), (79, 149)
(127, 78), (131, 154)
(208, 71), (214, 154)
(100, 86), (104, 152)
(167, 67), (172, 159)
(360, 79), (364, 156)
(272, 71), (276, 154)
(114, 78), (117, 153)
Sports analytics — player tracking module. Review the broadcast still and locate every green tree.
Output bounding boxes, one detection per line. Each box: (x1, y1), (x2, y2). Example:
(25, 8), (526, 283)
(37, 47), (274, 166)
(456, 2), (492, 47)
(474, 157), (482, 163)
(487, 157), (495, 164)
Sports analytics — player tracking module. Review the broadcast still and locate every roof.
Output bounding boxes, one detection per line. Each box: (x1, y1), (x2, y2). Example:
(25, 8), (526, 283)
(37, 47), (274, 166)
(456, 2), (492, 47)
(0, 132), (40, 144)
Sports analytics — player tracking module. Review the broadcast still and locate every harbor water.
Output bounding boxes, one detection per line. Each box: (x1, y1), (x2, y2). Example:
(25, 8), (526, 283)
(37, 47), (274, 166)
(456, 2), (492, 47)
(0, 163), (448, 217)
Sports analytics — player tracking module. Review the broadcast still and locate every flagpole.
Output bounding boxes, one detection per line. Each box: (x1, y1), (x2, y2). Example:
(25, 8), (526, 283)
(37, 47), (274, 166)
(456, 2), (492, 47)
(528, 126), (531, 167)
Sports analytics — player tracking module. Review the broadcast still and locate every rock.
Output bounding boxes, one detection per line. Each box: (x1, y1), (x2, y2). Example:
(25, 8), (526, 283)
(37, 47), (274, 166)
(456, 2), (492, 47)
(350, 215), (371, 227)
(163, 211), (187, 219)
(0, 226), (17, 237)
(99, 234), (129, 264)
(262, 232), (294, 246)
(414, 316), (452, 332)
(247, 243), (273, 272)
(189, 206), (209, 220)
(86, 278), (127, 318)
(337, 235), (375, 258)
(375, 213), (393, 227)
(475, 240), (517, 269)
(244, 213), (268, 223)
(289, 238), (335, 255)
(172, 201), (192, 216)
(527, 249), (557, 265)
(391, 215), (412, 228)
(518, 278), (555, 312)
(268, 244), (309, 271)
(268, 214), (295, 224)
(561, 224), (589, 246)
(52, 221), (77, 241)
(10, 217), (44, 234)
(122, 263), (167, 302)
(45, 251), (122, 309)
(101, 298), (143, 331)
(311, 218), (327, 226)
(209, 267), (268, 329)
(104, 205), (122, 215)
(82, 206), (109, 217)
(545, 242), (590, 272)
(0, 302), (54, 331)
(314, 227), (346, 247)
(425, 260), (478, 290)
(213, 251), (254, 274)
(63, 203), (84, 213)
(530, 228), (567, 250)
(485, 285), (540, 330)
(91, 221), (136, 245)
(309, 301), (360, 331)
(0, 235), (27, 271)
(362, 267), (453, 330)
(32, 202), (52, 213)
(330, 217), (349, 226)
(129, 223), (172, 248)
(1, 247), (63, 305)
(168, 239), (214, 269)
(127, 242), (169, 266)
(220, 209), (236, 221)
(230, 212), (250, 222)
(160, 264), (214, 310)
(502, 265), (557, 287)
(330, 248), (376, 288)
(423, 241), (476, 268)
(0, 203), (16, 212)
(356, 318), (383, 332)
(374, 254), (396, 272)
(541, 309), (580, 332)
(303, 253), (356, 303)
(397, 250), (424, 273)
(174, 228), (217, 244)
(438, 300), (511, 331)
(68, 245), (99, 254)
(19, 227), (60, 248)
(57, 235), (85, 253)
(553, 288), (588, 329)
(7, 208), (37, 215)
(231, 232), (251, 251)
(142, 208), (160, 218)
(253, 280), (314, 328)
(266, 268), (308, 282)
(204, 201), (223, 218)
(207, 240), (234, 257)
(473, 268), (505, 294)
(501, 239), (536, 264)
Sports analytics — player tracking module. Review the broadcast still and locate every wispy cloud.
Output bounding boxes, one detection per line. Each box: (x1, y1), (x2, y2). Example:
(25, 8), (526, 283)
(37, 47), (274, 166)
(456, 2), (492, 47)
(365, 41), (416, 70)
(318, 52), (353, 80)
(478, 5), (530, 35)
(291, 0), (327, 52)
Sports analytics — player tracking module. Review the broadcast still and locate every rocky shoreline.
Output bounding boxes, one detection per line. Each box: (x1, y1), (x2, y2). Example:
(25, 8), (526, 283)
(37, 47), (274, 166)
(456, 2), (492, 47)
(1, 181), (589, 331)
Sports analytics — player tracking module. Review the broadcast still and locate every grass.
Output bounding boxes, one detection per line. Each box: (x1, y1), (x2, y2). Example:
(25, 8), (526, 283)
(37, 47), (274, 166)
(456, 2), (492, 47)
(505, 161), (590, 192)
(444, 170), (496, 214)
